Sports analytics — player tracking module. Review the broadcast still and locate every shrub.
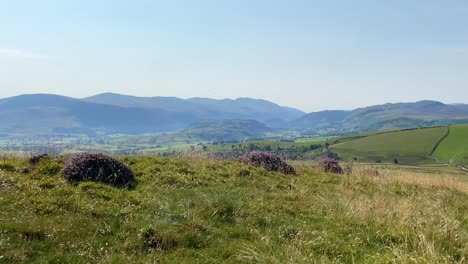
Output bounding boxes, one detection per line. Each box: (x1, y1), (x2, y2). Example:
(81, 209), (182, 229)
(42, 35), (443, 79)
(240, 151), (296, 174)
(61, 153), (134, 186)
(318, 158), (343, 174)
(29, 154), (49, 165)
(0, 162), (16, 172)
(238, 169), (251, 177)
(141, 227), (178, 250)
(37, 161), (62, 176)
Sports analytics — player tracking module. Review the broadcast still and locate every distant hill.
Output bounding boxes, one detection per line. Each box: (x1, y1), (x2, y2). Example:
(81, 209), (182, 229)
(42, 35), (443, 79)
(288, 110), (351, 132)
(0, 93), (302, 135)
(328, 124), (468, 168)
(183, 119), (272, 142)
(0, 94), (198, 134)
(291, 100), (468, 135)
(84, 93), (304, 123)
(1, 94), (468, 137)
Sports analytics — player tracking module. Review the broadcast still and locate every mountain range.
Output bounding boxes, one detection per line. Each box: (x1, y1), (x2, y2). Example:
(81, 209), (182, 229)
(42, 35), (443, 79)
(292, 100), (468, 135)
(0, 93), (303, 135)
(1, 93), (468, 138)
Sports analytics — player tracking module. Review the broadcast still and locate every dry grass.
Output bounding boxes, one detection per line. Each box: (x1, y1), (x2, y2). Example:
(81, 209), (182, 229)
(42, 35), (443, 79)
(352, 165), (468, 194)
(324, 165), (468, 263)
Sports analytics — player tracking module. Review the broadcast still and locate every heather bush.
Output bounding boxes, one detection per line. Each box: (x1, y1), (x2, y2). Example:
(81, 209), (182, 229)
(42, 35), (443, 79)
(29, 154), (49, 165)
(318, 157), (343, 174)
(61, 153), (134, 186)
(240, 151), (296, 174)
(0, 162), (16, 172)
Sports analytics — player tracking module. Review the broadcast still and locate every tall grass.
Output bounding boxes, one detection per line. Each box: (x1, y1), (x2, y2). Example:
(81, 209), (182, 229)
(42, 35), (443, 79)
(1, 156), (467, 263)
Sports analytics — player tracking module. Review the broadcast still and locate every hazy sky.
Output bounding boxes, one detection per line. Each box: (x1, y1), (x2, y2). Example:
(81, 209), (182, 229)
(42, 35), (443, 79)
(1, 0), (467, 112)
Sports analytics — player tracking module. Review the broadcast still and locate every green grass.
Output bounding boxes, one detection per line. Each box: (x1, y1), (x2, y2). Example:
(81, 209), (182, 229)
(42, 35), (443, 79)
(330, 127), (448, 164)
(1, 155), (468, 263)
(433, 124), (468, 167)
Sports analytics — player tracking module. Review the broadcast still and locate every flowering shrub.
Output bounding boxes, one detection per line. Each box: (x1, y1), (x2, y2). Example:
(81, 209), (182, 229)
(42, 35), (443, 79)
(318, 158), (343, 174)
(61, 153), (134, 186)
(240, 151), (296, 175)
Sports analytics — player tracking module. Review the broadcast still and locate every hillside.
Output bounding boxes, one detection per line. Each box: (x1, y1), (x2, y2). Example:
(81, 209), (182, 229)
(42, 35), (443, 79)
(330, 127), (448, 164)
(288, 110), (350, 133)
(433, 124), (468, 167)
(324, 124), (468, 168)
(1, 156), (467, 263)
(292, 101), (468, 135)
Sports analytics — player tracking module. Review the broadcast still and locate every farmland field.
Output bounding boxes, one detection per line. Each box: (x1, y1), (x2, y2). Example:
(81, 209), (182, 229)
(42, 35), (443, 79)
(433, 124), (468, 167)
(330, 127), (448, 164)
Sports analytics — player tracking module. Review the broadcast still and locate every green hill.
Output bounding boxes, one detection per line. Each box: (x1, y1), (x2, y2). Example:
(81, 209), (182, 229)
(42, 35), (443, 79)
(326, 124), (468, 168)
(1, 156), (468, 262)
(433, 124), (468, 167)
(291, 100), (468, 135)
(330, 127), (448, 164)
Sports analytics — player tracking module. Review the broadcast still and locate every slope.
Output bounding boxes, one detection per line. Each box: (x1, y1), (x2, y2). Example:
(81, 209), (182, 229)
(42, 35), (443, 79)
(291, 100), (468, 134)
(433, 124), (468, 167)
(330, 127), (448, 164)
(1, 156), (467, 262)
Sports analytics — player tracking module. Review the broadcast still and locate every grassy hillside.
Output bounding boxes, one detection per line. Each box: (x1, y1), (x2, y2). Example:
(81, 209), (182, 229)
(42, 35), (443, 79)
(1, 156), (468, 263)
(330, 127), (448, 164)
(291, 100), (468, 135)
(433, 124), (468, 167)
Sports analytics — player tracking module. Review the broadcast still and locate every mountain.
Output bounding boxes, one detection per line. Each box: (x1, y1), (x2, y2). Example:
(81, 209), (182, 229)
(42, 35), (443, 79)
(84, 93), (304, 122)
(289, 110), (351, 131)
(291, 100), (468, 135)
(0, 93), (303, 135)
(0, 94), (198, 134)
(2, 94), (468, 137)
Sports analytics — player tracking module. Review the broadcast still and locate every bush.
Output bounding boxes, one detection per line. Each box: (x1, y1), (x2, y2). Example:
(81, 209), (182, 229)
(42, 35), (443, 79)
(61, 153), (134, 186)
(240, 151), (296, 174)
(37, 161), (62, 176)
(0, 162), (16, 172)
(29, 154), (49, 165)
(318, 158), (343, 174)
(141, 227), (178, 250)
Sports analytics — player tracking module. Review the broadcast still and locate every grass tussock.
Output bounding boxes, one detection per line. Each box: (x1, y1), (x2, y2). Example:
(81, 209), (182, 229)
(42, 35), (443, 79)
(0, 156), (468, 263)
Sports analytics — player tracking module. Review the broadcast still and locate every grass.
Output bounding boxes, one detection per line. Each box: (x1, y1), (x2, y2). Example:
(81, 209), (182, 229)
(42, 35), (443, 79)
(433, 124), (468, 167)
(330, 127), (448, 164)
(1, 155), (468, 263)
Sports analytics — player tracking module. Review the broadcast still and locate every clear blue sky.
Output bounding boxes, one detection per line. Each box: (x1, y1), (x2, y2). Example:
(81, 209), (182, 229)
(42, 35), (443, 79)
(0, 0), (467, 112)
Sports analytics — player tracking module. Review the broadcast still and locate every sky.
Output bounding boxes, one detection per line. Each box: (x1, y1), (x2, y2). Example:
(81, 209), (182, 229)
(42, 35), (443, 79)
(0, 0), (467, 112)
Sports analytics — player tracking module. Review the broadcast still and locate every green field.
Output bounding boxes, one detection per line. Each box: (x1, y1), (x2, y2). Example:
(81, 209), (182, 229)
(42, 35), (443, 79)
(330, 127), (449, 164)
(1, 155), (468, 263)
(433, 124), (468, 167)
